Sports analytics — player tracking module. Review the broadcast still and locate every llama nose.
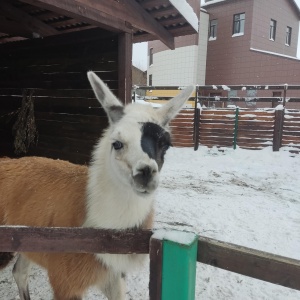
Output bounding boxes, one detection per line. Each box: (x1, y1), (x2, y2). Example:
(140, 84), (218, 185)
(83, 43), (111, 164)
(133, 165), (156, 189)
(138, 166), (152, 179)
(133, 160), (158, 178)
(133, 160), (158, 189)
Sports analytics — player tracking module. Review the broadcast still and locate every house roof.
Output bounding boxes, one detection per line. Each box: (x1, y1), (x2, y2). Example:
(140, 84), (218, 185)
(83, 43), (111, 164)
(0, 0), (200, 50)
(202, 0), (300, 18)
(290, 0), (300, 17)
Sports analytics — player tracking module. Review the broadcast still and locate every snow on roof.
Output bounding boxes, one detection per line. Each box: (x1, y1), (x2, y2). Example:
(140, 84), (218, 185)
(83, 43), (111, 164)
(169, 0), (199, 32)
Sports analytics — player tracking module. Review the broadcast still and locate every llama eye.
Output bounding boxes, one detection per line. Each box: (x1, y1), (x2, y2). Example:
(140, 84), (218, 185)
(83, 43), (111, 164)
(112, 141), (123, 150)
(162, 144), (170, 154)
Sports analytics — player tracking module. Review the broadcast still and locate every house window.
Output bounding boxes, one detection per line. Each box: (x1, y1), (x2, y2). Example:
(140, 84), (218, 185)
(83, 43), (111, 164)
(209, 19), (218, 40)
(149, 74), (152, 86)
(149, 48), (153, 65)
(286, 26), (292, 46)
(270, 19), (277, 41)
(233, 13), (245, 35)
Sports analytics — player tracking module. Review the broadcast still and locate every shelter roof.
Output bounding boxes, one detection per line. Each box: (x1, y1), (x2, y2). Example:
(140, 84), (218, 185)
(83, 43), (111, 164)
(0, 0), (200, 49)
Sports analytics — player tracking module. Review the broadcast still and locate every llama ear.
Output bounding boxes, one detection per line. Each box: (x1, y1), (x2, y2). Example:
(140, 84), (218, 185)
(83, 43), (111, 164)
(87, 71), (124, 123)
(157, 86), (195, 126)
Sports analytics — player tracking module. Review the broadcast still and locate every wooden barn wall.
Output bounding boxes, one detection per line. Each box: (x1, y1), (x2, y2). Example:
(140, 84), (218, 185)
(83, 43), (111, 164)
(0, 29), (118, 164)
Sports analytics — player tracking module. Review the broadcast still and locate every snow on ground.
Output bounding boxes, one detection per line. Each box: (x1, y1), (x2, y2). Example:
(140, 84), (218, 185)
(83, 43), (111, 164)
(1, 146), (300, 299)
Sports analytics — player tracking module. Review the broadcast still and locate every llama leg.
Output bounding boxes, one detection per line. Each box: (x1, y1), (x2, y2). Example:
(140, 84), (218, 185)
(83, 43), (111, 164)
(12, 255), (31, 300)
(99, 272), (126, 300)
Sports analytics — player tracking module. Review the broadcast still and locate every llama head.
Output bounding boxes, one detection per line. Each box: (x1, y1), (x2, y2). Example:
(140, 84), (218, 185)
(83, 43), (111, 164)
(87, 72), (194, 196)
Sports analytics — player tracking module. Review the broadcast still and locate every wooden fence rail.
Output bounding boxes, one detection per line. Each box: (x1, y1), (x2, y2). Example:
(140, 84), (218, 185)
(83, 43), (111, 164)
(170, 108), (300, 153)
(0, 226), (300, 298)
(135, 85), (300, 153)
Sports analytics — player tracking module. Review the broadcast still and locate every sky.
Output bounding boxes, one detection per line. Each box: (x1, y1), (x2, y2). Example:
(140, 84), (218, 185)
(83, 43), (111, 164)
(132, 42), (148, 71)
(132, 0), (300, 70)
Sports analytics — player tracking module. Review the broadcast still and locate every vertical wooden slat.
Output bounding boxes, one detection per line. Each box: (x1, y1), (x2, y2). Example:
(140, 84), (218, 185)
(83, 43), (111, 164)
(193, 86), (200, 151)
(194, 108), (200, 151)
(118, 32), (132, 104)
(273, 109), (285, 151)
(233, 107), (239, 149)
(149, 237), (163, 300)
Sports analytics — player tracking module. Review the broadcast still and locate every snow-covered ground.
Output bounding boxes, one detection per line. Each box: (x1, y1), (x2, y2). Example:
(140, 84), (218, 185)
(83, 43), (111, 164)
(1, 146), (300, 299)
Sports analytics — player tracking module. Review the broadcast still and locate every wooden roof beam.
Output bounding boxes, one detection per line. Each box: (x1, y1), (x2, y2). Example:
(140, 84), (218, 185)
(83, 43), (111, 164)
(56, 0), (175, 49)
(0, 1), (58, 37)
(20, 0), (178, 48)
(140, 0), (171, 10)
(120, 0), (174, 49)
(21, 0), (132, 33)
(0, 17), (33, 38)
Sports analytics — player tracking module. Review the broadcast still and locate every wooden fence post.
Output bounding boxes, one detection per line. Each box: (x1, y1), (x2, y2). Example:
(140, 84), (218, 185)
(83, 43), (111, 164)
(193, 108), (200, 151)
(273, 109), (285, 151)
(193, 86), (200, 151)
(149, 237), (164, 300)
(150, 230), (198, 300)
(233, 107), (239, 149)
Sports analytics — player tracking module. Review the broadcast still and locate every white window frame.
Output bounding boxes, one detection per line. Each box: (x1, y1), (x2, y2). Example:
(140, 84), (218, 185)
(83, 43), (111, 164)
(232, 13), (245, 37)
(270, 19), (277, 41)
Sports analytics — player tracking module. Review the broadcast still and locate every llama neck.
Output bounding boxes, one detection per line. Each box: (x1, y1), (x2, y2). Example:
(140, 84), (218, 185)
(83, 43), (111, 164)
(83, 134), (154, 230)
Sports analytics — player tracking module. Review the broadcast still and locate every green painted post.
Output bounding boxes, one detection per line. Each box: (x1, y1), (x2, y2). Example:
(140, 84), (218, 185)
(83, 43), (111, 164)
(159, 231), (198, 300)
(233, 107), (239, 149)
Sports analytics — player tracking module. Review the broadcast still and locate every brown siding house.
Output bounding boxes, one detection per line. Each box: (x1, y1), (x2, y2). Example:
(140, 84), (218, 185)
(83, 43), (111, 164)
(148, 0), (300, 105)
(205, 0), (300, 86)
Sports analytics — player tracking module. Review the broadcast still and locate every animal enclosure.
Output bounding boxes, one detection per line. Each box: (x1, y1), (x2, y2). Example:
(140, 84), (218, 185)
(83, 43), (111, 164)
(0, 0), (199, 164)
(0, 226), (299, 299)
(0, 29), (118, 164)
(168, 107), (300, 153)
(136, 85), (300, 153)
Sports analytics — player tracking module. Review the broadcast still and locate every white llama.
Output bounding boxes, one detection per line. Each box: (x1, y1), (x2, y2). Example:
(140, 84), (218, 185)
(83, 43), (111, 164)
(0, 71), (194, 300)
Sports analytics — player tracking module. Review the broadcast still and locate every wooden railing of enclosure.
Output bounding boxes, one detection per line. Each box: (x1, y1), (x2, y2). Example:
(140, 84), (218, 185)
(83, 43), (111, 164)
(170, 109), (195, 148)
(134, 85), (300, 153)
(0, 226), (299, 299)
(165, 107), (300, 153)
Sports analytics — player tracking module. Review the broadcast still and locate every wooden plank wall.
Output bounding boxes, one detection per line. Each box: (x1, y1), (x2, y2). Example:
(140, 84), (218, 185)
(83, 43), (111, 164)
(146, 108), (300, 152)
(199, 109), (235, 147)
(282, 110), (300, 153)
(199, 109), (276, 150)
(0, 29), (118, 164)
(237, 110), (275, 149)
(170, 109), (194, 147)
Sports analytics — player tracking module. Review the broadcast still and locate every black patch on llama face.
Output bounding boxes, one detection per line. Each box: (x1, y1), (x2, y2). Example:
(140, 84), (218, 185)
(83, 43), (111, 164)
(141, 122), (172, 170)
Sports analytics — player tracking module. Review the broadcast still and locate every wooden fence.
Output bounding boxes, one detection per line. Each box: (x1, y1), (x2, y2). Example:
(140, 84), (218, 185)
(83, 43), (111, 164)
(170, 109), (195, 148)
(170, 108), (300, 153)
(0, 226), (299, 299)
(282, 110), (300, 152)
(135, 85), (300, 153)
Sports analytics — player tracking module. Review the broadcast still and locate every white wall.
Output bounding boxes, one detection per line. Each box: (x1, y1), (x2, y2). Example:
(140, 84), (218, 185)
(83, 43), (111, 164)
(196, 10), (209, 84)
(147, 9), (209, 86)
(148, 45), (198, 86)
